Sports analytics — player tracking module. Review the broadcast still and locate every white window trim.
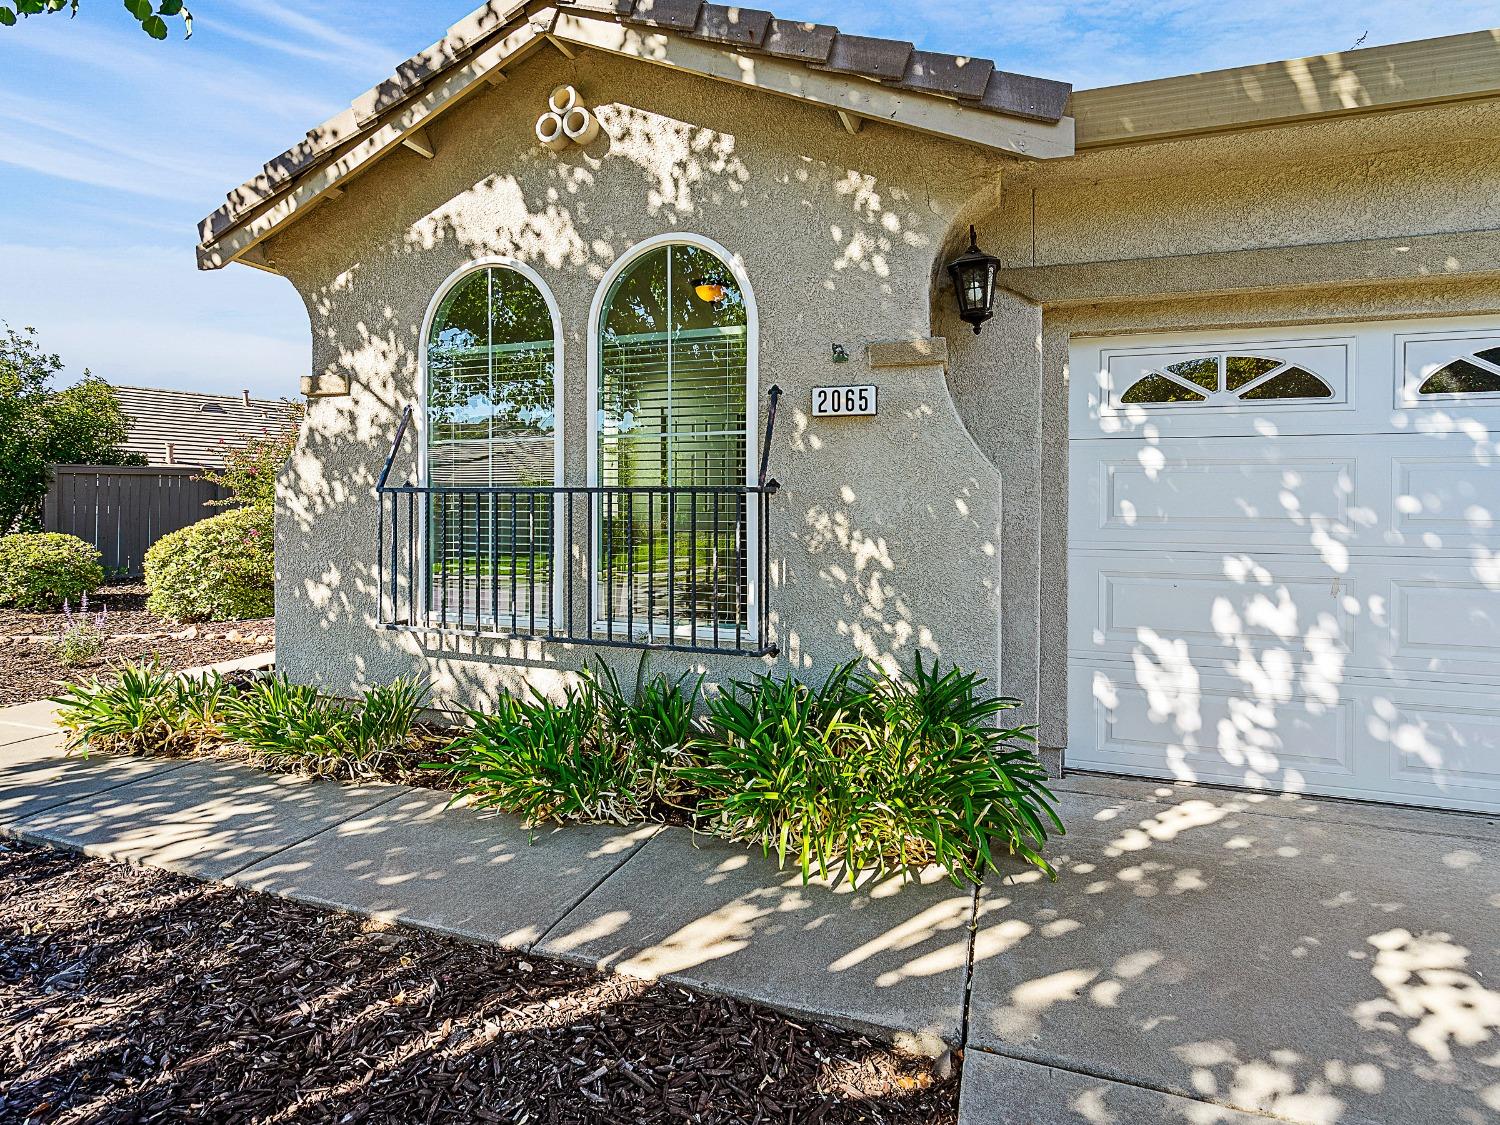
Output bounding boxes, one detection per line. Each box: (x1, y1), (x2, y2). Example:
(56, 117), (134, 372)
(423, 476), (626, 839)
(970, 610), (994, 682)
(416, 257), (565, 628)
(585, 232), (761, 643)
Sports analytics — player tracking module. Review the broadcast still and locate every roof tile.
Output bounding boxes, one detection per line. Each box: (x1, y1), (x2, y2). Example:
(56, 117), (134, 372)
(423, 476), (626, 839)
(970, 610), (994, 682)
(623, 0), (703, 32)
(759, 17), (836, 62)
(979, 69), (1073, 122)
(896, 50), (994, 100)
(691, 4), (773, 48)
(812, 32), (913, 82)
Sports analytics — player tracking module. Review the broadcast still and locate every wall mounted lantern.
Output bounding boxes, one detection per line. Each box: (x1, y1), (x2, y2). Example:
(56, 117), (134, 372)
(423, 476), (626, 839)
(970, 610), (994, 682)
(947, 225), (1001, 334)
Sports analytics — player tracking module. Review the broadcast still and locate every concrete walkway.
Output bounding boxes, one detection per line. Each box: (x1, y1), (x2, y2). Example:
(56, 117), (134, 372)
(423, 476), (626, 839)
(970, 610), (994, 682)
(2, 701), (1495, 1124)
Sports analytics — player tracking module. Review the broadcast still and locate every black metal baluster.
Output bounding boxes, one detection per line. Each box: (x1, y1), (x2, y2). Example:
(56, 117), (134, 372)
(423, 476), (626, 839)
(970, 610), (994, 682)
(711, 488), (721, 641)
(647, 490), (656, 636)
(734, 490), (744, 652)
(435, 494), (446, 628)
(688, 495), (697, 647)
(459, 491), (468, 627)
(377, 491), (385, 624)
(509, 492), (518, 634)
(605, 490), (615, 640)
(529, 491), (538, 636)
(489, 493), (499, 632)
(666, 490), (676, 644)
(407, 492), (416, 627)
(567, 489), (576, 640)
(626, 490), (635, 641)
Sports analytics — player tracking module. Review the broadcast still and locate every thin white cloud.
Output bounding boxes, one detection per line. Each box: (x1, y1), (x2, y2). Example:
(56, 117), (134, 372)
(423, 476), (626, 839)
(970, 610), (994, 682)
(0, 243), (308, 398)
(213, 0), (404, 76)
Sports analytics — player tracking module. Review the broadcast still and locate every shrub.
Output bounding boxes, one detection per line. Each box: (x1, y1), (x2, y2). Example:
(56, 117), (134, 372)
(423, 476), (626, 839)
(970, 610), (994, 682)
(200, 424), (299, 511)
(52, 660), (228, 757)
(683, 657), (1063, 885)
(0, 532), (104, 612)
(221, 674), (425, 778)
(49, 593), (109, 667)
(144, 506), (273, 621)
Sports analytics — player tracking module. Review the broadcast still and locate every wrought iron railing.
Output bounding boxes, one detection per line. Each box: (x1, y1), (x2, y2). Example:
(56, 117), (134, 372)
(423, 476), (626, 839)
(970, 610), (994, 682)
(376, 387), (781, 657)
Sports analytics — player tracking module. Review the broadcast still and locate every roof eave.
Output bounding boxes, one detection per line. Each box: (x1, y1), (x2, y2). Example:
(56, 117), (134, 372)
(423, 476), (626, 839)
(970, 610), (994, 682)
(195, 4), (1074, 272)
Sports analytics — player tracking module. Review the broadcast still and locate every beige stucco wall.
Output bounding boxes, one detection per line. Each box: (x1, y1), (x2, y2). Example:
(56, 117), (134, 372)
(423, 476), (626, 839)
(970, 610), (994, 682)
(266, 46), (1011, 711)
(940, 98), (1500, 752)
(261, 38), (1500, 764)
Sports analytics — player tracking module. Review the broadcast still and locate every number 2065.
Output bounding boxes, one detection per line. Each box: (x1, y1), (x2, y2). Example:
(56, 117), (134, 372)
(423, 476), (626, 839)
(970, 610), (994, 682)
(812, 385), (876, 417)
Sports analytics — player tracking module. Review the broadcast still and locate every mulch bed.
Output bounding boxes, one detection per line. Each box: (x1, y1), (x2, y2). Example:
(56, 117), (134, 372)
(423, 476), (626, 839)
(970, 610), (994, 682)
(0, 582), (273, 707)
(0, 841), (958, 1124)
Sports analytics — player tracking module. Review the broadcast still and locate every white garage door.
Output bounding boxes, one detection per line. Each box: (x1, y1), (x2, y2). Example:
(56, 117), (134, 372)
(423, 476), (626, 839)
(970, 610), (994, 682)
(1068, 317), (1500, 813)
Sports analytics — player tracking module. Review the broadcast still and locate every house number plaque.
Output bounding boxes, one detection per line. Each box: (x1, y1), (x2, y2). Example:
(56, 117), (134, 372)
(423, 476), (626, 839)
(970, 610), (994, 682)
(812, 385), (878, 417)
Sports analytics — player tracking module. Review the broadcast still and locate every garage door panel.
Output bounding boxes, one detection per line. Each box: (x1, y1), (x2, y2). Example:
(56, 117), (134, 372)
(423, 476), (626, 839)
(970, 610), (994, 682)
(1071, 551), (1351, 671)
(1071, 663), (1356, 786)
(1069, 318), (1500, 814)
(1074, 434), (1500, 554)
(1070, 663), (1500, 812)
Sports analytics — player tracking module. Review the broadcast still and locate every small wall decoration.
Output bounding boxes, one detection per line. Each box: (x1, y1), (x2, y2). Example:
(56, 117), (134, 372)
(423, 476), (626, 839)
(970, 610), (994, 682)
(812, 385), (878, 417)
(535, 85), (600, 152)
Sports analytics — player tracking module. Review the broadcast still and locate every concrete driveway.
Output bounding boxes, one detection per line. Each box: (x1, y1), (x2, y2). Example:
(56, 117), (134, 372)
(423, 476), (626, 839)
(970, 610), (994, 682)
(961, 775), (1499, 1124)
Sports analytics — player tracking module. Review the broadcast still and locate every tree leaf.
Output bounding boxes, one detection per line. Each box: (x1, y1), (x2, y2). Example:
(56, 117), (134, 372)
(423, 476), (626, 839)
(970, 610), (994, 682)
(0, 7), (16, 26)
(141, 12), (166, 37)
(157, 0), (181, 13)
(123, 0), (150, 19)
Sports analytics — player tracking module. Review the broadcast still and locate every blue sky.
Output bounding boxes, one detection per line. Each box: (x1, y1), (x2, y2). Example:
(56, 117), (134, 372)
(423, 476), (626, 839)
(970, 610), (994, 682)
(1, 1), (1496, 399)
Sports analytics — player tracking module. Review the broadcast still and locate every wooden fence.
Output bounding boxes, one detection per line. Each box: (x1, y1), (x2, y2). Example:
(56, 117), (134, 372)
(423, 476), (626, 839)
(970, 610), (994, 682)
(43, 465), (229, 576)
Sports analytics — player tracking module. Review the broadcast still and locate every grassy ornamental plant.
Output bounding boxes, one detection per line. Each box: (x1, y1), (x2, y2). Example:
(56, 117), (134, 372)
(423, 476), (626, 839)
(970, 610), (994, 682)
(53, 661), (227, 757)
(683, 657), (1063, 885)
(0, 531), (104, 612)
(220, 674), (425, 779)
(440, 652), (703, 826)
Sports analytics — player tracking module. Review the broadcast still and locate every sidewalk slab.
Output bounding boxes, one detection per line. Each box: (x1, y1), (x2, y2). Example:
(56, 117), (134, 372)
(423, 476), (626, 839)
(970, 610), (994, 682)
(967, 785), (1499, 1125)
(230, 790), (659, 952)
(959, 1050), (1282, 1124)
(0, 698), (63, 743)
(0, 736), (185, 827)
(536, 829), (976, 1052)
(13, 758), (401, 879)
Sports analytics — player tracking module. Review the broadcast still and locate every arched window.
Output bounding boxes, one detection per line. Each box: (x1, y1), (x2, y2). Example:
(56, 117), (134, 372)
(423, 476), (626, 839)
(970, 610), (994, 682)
(1119, 353), (1334, 406)
(590, 236), (757, 642)
(424, 261), (561, 624)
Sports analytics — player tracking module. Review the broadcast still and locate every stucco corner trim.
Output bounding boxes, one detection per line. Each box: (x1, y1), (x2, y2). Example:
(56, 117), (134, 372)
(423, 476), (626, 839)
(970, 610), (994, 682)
(868, 337), (949, 369)
(302, 374), (352, 398)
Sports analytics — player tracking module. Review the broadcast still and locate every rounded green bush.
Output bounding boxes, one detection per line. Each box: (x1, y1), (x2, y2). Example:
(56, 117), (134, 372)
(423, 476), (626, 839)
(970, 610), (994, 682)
(0, 532), (105, 612)
(145, 506), (274, 622)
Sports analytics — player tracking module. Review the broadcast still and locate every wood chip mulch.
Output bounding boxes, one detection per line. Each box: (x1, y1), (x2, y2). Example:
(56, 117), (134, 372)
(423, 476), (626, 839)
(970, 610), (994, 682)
(0, 841), (959, 1124)
(0, 583), (272, 707)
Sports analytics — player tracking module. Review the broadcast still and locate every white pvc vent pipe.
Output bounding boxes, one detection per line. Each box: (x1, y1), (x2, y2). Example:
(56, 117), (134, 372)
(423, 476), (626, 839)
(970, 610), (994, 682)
(562, 106), (599, 146)
(535, 111), (568, 151)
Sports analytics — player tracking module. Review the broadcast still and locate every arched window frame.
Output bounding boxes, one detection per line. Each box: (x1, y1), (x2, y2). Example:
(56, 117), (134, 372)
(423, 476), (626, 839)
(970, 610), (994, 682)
(585, 233), (761, 639)
(416, 257), (565, 624)
(418, 256), (566, 491)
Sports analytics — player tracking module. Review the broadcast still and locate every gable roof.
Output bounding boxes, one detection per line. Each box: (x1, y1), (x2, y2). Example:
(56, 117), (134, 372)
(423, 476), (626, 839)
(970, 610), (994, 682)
(112, 386), (302, 467)
(195, 1), (1073, 271)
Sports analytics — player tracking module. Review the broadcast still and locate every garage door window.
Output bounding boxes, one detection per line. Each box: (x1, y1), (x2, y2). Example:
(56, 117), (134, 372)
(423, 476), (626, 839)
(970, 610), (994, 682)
(1417, 346), (1500, 396)
(1120, 354), (1334, 405)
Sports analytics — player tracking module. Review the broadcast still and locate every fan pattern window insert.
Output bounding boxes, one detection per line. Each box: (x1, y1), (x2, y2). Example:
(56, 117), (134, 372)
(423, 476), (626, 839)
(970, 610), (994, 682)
(1416, 346), (1500, 396)
(1121, 353), (1334, 406)
(426, 265), (558, 625)
(597, 242), (752, 637)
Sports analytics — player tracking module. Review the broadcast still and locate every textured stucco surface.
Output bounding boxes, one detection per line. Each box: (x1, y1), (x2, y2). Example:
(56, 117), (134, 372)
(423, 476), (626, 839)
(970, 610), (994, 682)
(267, 47), (1008, 708)
(264, 40), (1500, 771)
(937, 98), (1500, 752)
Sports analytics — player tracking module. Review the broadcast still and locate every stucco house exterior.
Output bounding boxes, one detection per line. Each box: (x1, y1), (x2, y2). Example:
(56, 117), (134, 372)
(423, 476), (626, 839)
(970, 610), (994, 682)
(196, 2), (1500, 817)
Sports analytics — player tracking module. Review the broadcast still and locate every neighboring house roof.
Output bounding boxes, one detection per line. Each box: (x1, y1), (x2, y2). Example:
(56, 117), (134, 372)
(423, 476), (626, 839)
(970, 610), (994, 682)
(112, 386), (301, 467)
(196, 0), (1075, 270)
